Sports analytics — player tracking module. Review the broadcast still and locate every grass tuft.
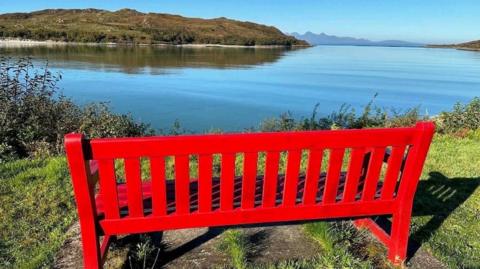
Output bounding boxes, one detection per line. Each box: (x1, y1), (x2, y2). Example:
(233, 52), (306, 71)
(303, 222), (335, 254)
(218, 229), (250, 269)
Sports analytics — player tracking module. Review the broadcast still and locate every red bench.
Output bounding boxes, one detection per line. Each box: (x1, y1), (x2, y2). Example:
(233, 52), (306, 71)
(65, 122), (434, 268)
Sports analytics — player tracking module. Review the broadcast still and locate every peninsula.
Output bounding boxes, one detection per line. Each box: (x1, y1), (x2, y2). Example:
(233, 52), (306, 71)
(0, 9), (308, 46)
(428, 40), (480, 51)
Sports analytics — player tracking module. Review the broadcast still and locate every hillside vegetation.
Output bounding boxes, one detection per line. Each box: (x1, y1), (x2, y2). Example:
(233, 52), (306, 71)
(428, 40), (480, 51)
(455, 40), (480, 50)
(0, 9), (307, 46)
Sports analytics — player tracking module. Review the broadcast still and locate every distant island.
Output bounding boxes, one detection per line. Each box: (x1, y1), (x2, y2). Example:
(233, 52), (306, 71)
(291, 31), (422, 47)
(0, 9), (308, 47)
(428, 40), (480, 51)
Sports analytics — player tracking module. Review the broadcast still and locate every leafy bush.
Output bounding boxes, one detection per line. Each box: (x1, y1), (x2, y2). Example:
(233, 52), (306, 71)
(259, 95), (422, 132)
(259, 95), (479, 134)
(437, 97), (480, 133)
(0, 57), (152, 161)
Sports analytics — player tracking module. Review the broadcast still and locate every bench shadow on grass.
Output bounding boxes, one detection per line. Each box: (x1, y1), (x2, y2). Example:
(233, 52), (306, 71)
(375, 171), (480, 261)
(407, 172), (479, 259)
(375, 172), (480, 261)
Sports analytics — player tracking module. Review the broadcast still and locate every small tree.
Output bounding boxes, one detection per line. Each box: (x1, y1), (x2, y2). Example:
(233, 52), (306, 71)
(0, 57), (151, 161)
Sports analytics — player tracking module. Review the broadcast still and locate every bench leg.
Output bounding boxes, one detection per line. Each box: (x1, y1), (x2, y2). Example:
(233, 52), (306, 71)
(388, 211), (411, 266)
(354, 213), (411, 266)
(78, 221), (102, 269)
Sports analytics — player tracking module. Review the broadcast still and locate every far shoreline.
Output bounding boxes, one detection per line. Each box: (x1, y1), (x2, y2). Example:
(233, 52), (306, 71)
(0, 39), (436, 50)
(0, 38), (310, 49)
(426, 44), (480, 52)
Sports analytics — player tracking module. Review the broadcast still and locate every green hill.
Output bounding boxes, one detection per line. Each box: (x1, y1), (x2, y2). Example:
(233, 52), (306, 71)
(0, 8), (308, 46)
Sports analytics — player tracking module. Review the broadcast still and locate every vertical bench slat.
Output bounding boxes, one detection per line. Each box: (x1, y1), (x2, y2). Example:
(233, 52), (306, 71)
(198, 154), (213, 213)
(124, 158), (144, 217)
(221, 153), (235, 211)
(303, 149), (323, 205)
(150, 157), (167, 216)
(323, 149), (345, 204)
(381, 146), (406, 199)
(242, 152), (258, 209)
(262, 151), (280, 208)
(283, 150), (302, 206)
(342, 148), (366, 202)
(362, 147), (386, 201)
(98, 159), (120, 219)
(175, 155), (190, 214)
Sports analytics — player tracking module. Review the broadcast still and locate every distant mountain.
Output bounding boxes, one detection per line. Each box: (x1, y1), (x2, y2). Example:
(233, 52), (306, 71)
(290, 32), (422, 47)
(428, 40), (480, 51)
(0, 9), (308, 46)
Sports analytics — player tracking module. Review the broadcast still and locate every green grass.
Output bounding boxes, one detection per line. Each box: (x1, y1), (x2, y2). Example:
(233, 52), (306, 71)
(0, 157), (76, 268)
(410, 130), (480, 268)
(218, 229), (250, 269)
(303, 222), (335, 254)
(0, 132), (479, 268)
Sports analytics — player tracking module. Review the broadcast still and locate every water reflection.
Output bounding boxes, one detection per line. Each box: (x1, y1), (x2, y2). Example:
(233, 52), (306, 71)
(0, 45), (294, 74)
(1, 45), (478, 131)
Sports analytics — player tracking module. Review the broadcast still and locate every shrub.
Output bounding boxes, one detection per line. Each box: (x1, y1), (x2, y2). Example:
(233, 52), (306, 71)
(259, 96), (480, 134)
(259, 95), (422, 132)
(437, 97), (480, 133)
(0, 57), (152, 161)
(78, 103), (153, 138)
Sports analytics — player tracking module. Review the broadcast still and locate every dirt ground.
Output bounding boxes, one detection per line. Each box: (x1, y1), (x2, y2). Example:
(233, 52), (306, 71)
(53, 221), (447, 268)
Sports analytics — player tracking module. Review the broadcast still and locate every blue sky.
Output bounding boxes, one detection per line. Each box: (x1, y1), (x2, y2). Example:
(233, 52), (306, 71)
(1, 0), (479, 44)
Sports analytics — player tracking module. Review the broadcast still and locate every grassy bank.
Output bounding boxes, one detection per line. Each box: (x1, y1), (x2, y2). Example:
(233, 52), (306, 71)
(0, 157), (76, 268)
(1, 131), (478, 268)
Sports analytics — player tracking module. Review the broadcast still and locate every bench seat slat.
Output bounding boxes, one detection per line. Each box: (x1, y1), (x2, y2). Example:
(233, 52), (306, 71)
(95, 172), (384, 217)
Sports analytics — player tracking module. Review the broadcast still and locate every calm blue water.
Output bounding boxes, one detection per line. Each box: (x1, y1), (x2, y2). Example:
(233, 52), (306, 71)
(2, 45), (479, 131)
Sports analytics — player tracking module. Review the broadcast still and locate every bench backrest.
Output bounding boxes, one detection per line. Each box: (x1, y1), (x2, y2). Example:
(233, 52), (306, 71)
(65, 122), (434, 228)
